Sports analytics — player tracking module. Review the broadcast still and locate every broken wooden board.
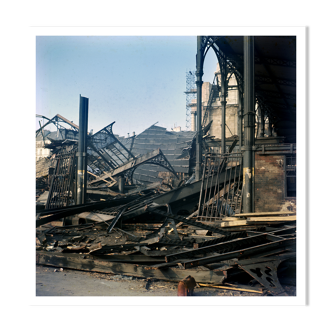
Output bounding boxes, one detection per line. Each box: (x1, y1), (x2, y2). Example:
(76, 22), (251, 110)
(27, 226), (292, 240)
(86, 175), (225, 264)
(198, 283), (263, 294)
(246, 216), (296, 222)
(77, 212), (115, 223)
(220, 216), (296, 227)
(220, 220), (249, 227)
(36, 251), (226, 284)
(221, 217), (246, 221)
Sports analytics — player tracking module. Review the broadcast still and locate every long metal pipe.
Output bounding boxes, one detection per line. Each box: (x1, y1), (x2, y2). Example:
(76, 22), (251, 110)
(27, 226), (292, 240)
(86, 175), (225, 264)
(243, 36), (255, 213)
(195, 36), (203, 181)
(76, 94), (89, 205)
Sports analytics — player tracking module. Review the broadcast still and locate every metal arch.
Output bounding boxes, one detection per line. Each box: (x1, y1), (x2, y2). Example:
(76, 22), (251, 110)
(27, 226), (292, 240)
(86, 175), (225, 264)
(122, 151), (179, 185)
(197, 36), (227, 73)
(201, 36), (225, 61)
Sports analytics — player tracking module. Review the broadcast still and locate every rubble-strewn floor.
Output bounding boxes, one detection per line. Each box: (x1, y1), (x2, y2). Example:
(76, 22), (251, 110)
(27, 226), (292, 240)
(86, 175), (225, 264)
(36, 265), (266, 296)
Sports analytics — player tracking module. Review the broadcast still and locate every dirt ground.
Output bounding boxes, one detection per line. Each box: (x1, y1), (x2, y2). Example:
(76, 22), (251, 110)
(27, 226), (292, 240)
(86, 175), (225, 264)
(36, 265), (265, 297)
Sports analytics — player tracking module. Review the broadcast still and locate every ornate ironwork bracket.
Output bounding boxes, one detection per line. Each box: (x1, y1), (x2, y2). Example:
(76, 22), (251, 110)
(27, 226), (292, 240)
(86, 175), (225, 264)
(238, 253), (295, 296)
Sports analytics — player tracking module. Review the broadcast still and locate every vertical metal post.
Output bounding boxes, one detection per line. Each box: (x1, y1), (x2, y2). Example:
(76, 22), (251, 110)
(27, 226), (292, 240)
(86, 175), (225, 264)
(76, 94), (89, 205)
(220, 60), (227, 154)
(259, 106), (265, 137)
(267, 117), (273, 136)
(238, 90), (243, 148)
(243, 36), (255, 213)
(195, 36), (203, 181)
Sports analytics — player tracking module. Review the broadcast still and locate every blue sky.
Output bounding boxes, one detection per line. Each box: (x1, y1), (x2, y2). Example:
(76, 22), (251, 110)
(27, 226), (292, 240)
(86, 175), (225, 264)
(36, 36), (219, 137)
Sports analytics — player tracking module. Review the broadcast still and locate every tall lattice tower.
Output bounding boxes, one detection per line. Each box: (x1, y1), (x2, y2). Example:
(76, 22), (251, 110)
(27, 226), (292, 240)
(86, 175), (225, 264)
(185, 70), (197, 131)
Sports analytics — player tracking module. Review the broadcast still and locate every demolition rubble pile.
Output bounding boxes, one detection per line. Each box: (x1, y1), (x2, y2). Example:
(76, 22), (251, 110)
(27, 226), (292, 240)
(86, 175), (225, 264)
(36, 119), (296, 296)
(36, 187), (296, 296)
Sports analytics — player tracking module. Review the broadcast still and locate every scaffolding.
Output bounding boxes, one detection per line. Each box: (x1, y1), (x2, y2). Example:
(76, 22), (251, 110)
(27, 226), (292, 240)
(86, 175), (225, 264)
(185, 70), (197, 131)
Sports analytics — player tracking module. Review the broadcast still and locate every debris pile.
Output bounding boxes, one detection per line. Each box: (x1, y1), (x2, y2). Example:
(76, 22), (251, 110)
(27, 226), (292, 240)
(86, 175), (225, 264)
(36, 192), (296, 296)
(36, 118), (296, 296)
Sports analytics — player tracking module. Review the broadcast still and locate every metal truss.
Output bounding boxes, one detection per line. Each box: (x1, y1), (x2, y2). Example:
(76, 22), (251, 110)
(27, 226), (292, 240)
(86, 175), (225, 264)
(198, 36), (296, 134)
(36, 114), (79, 141)
(185, 70), (197, 130)
(256, 90), (296, 101)
(255, 56), (296, 69)
(89, 148), (179, 186)
(255, 75), (296, 87)
(88, 122), (135, 173)
(45, 145), (77, 209)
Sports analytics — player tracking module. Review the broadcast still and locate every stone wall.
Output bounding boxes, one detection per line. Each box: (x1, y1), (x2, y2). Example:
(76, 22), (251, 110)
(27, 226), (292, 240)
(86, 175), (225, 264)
(205, 104), (238, 139)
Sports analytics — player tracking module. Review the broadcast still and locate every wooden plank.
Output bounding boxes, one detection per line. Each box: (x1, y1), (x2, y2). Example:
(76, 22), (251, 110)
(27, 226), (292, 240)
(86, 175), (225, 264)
(198, 283), (263, 294)
(234, 211), (296, 217)
(220, 220), (248, 227)
(36, 251), (225, 283)
(77, 212), (115, 223)
(246, 216), (296, 222)
(221, 217), (246, 221)
(220, 216), (296, 227)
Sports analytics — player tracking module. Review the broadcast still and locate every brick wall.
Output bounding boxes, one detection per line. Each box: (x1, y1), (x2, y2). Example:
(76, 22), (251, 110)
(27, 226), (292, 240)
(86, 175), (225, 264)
(254, 154), (296, 212)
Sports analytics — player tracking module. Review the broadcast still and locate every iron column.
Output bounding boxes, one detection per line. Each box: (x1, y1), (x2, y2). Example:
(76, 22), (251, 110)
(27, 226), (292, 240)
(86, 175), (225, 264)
(220, 60), (227, 154)
(259, 106), (265, 137)
(267, 117), (273, 136)
(76, 94), (89, 205)
(195, 36), (203, 181)
(238, 89), (243, 148)
(243, 36), (255, 213)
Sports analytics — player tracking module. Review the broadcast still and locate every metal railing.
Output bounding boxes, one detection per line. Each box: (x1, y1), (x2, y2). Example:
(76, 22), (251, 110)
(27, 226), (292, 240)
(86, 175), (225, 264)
(197, 152), (243, 221)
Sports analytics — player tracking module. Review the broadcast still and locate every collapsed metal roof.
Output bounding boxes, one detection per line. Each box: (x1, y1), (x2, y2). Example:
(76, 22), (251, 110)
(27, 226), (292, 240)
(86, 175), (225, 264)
(130, 125), (196, 184)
